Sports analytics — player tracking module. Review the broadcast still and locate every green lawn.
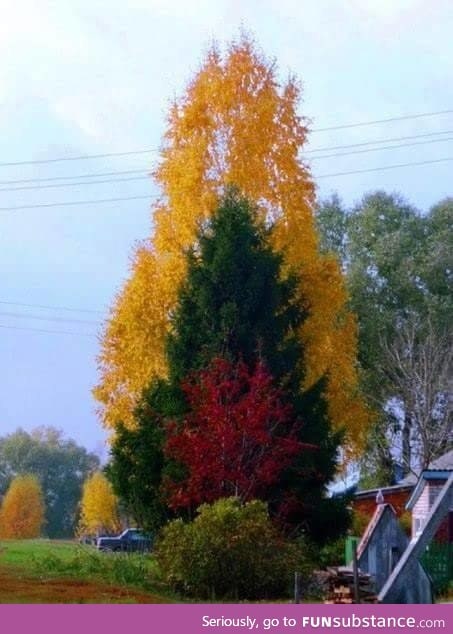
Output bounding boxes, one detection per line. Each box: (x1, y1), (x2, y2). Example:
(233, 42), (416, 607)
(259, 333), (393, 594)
(0, 539), (81, 566)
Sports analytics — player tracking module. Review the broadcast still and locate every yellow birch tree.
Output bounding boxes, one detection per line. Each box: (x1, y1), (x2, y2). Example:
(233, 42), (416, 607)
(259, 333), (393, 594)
(94, 36), (370, 453)
(78, 472), (120, 537)
(0, 474), (45, 539)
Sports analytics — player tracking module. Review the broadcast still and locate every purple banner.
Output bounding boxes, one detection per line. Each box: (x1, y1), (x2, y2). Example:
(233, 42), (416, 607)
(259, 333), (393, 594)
(0, 604), (451, 634)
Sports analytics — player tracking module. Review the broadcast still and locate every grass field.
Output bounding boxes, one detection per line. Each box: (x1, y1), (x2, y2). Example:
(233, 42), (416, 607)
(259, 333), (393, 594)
(0, 539), (174, 603)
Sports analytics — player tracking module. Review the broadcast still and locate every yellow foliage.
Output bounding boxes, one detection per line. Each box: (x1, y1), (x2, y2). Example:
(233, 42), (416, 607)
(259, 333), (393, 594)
(78, 472), (120, 537)
(0, 474), (45, 539)
(94, 35), (370, 454)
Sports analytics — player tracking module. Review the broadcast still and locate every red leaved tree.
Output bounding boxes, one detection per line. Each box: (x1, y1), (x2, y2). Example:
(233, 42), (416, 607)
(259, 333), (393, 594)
(165, 357), (312, 510)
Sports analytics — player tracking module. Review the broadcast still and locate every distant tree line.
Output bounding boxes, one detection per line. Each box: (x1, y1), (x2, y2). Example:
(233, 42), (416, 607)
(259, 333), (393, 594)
(0, 427), (99, 537)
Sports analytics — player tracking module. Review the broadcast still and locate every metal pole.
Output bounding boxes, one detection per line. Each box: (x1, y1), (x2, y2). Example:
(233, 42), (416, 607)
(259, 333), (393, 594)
(352, 541), (360, 603)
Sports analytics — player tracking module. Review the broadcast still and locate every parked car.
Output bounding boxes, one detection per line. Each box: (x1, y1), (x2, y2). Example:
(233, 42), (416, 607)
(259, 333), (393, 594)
(96, 528), (153, 553)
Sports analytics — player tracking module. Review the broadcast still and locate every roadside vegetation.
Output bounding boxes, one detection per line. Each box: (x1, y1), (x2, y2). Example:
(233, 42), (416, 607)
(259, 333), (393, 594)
(0, 539), (172, 603)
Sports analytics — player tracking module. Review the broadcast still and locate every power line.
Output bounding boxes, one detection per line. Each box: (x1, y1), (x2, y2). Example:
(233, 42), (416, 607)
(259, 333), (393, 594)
(1, 131), (453, 194)
(316, 156), (453, 179)
(311, 108), (453, 133)
(0, 169), (148, 185)
(0, 175), (150, 192)
(0, 311), (101, 326)
(1, 129), (453, 185)
(0, 300), (104, 315)
(0, 323), (96, 338)
(0, 194), (154, 212)
(0, 130), (451, 192)
(2, 134), (452, 194)
(1, 109), (452, 167)
(1, 157), (452, 212)
(304, 129), (453, 154)
(310, 136), (453, 161)
(0, 148), (158, 168)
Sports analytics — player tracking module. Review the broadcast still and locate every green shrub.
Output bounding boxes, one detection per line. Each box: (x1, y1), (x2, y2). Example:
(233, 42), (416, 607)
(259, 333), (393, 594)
(421, 543), (453, 597)
(317, 537), (345, 568)
(155, 497), (311, 600)
(31, 547), (156, 591)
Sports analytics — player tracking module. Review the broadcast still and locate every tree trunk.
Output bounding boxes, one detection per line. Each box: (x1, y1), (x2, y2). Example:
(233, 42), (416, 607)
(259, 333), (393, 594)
(401, 411), (412, 475)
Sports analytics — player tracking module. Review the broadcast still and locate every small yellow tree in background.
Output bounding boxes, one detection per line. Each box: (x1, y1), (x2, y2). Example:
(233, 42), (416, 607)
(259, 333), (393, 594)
(78, 472), (120, 537)
(0, 474), (45, 539)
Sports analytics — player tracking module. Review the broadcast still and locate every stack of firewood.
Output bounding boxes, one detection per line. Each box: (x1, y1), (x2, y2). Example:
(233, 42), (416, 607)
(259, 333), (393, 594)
(323, 566), (378, 604)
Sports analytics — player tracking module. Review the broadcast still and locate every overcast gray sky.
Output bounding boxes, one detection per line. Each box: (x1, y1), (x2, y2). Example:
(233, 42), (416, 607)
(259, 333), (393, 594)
(1, 0), (452, 456)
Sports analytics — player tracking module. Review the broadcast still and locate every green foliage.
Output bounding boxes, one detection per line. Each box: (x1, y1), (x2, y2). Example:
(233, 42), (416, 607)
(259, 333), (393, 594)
(0, 539), (79, 566)
(30, 547), (158, 592)
(317, 191), (452, 375)
(269, 380), (348, 543)
(316, 538), (345, 568)
(155, 497), (311, 600)
(347, 192), (435, 378)
(316, 193), (453, 485)
(0, 427), (99, 537)
(315, 193), (348, 264)
(153, 518), (193, 592)
(166, 188), (304, 391)
(106, 406), (169, 533)
(421, 542), (453, 597)
(0, 539), (170, 603)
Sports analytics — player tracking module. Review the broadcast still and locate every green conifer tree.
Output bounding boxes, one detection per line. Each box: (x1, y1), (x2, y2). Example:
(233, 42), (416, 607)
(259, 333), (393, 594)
(108, 190), (349, 542)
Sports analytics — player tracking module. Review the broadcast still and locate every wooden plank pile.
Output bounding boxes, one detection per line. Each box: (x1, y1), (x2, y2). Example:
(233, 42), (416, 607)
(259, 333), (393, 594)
(324, 566), (378, 604)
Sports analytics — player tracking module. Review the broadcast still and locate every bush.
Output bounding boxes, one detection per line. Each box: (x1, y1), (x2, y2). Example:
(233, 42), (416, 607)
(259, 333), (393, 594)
(421, 543), (453, 598)
(317, 538), (345, 568)
(31, 547), (157, 591)
(155, 497), (311, 600)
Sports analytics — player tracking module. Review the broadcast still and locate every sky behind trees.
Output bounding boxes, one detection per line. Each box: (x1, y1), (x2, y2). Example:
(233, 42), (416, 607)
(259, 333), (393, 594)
(1, 0), (452, 452)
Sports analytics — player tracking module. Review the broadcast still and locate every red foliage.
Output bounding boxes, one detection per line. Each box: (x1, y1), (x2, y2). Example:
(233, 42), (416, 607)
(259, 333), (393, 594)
(164, 357), (312, 510)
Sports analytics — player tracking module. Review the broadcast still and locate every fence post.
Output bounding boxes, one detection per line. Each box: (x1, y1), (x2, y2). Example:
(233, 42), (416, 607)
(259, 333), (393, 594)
(294, 571), (301, 604)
